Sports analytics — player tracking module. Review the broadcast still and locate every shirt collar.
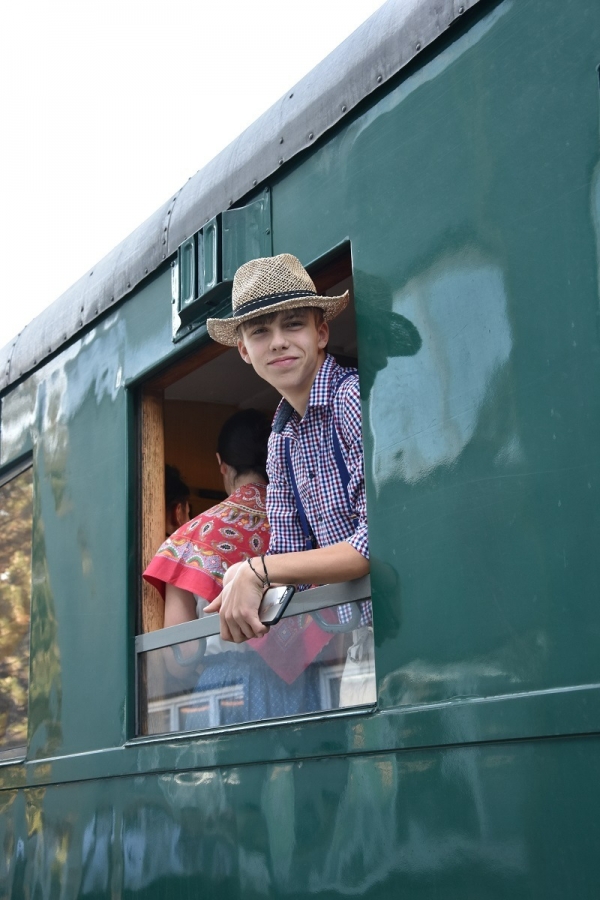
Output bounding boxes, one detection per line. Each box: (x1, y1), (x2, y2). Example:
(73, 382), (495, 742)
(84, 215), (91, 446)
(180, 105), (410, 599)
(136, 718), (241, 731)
(307, 353), (337, 409)
(271, 354), (339, 433)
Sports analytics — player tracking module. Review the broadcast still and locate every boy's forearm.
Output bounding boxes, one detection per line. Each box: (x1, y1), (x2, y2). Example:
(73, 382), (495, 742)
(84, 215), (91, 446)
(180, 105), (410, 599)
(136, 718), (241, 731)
(263, 542), (369, 586)
(204, 542), (369, 643)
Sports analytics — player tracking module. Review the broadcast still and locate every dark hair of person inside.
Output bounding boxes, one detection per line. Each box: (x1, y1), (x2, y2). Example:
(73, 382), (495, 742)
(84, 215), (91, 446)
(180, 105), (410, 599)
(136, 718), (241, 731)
(217, 408), (271, 485)
(165, 465), (191, 536)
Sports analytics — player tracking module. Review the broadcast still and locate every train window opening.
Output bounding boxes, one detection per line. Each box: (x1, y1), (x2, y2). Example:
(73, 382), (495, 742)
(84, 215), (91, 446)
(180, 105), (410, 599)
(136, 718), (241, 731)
(0, 462), (33, 761)
(137, 251), (375, 737)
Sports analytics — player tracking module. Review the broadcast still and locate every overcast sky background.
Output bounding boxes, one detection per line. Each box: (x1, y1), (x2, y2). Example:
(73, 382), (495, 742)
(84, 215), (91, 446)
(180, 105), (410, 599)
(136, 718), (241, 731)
(0, 0), (384, 352)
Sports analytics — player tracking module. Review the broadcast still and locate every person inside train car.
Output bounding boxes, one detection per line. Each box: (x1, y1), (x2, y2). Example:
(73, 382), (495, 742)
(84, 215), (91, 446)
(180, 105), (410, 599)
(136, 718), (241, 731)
(143, 409), (323, 724)
(206, 253), (374, 706)
(164, 465), (191, 536)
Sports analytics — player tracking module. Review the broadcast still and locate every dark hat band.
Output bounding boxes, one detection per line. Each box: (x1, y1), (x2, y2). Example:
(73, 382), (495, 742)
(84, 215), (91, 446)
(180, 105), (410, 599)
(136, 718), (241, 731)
(233, 289), (317, 317)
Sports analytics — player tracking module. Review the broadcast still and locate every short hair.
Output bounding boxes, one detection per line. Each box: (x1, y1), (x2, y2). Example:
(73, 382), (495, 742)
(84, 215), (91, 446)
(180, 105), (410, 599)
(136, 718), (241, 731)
(237, 306), (324, 337)
(217, 409), (271, 483)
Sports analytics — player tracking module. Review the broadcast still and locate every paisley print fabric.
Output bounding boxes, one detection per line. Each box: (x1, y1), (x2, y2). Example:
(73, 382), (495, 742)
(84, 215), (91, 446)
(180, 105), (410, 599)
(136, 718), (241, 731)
(143, 483), (269, 602)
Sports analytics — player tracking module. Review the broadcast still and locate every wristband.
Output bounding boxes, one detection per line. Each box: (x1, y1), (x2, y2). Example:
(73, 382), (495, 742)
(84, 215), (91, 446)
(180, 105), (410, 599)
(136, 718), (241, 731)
(247, 557), (267, 588)
(260, 554), (271, 588)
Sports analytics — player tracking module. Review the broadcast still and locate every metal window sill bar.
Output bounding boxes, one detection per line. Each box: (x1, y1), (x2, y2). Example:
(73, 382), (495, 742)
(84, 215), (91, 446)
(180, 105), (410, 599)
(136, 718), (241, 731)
(135, 575), (371, 653)
(0, 749), (26, 766)
(125, 701), (376, 748)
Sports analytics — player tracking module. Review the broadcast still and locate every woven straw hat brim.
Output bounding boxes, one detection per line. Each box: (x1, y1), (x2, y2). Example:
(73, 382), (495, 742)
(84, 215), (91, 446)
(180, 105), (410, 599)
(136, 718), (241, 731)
(207, 290), (349, 346)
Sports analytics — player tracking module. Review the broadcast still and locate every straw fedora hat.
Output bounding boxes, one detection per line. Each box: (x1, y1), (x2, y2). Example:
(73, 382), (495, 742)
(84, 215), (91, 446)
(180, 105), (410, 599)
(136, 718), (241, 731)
(206, 253), (349, 346)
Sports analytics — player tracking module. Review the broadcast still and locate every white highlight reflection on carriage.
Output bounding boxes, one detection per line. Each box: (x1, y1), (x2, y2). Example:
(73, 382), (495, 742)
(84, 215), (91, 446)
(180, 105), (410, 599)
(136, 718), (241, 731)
(369, 252), (516, 490)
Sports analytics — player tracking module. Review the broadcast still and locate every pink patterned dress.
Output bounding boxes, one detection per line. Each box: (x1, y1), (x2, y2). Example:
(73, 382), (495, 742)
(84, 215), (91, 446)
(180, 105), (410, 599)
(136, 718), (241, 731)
(143, 483), (269, 601)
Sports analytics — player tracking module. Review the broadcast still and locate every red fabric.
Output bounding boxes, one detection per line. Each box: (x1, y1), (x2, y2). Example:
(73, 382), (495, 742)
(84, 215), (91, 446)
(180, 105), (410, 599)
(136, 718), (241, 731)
(143, 483), (270, 600)
(249, 614), (332, 684)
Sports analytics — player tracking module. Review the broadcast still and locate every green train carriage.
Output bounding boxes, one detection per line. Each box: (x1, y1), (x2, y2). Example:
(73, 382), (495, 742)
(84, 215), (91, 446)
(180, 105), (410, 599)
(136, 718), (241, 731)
(1, 0), (600, 895)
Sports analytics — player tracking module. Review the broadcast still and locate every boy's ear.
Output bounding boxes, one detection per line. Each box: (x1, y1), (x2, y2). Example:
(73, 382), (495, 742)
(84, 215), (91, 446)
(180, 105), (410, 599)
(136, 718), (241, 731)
(317, 319), (329, 350)
(237, 338), (252, 364)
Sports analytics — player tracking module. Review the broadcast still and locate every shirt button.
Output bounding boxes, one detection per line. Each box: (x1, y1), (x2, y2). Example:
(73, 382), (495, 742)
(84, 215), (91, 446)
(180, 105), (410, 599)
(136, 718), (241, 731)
(309, 471), (316, 479)
(318, 515), (324, 523)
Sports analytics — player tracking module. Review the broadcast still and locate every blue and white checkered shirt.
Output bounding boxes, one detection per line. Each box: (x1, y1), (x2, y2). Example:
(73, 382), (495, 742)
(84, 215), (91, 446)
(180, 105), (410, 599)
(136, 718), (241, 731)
(266, 354), (372, 626)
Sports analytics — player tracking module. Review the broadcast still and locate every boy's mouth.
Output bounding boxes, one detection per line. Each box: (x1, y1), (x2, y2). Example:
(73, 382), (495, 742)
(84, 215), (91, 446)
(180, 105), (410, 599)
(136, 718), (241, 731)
(268, 356), (298, 367)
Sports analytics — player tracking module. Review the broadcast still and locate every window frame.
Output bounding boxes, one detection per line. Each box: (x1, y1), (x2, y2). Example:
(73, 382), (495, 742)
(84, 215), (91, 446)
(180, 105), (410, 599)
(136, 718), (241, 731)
(134, 245), (374, 738)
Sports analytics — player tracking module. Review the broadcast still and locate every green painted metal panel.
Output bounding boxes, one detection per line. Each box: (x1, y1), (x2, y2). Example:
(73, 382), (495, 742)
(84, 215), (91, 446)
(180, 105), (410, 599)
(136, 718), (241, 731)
(200, 216), (220, 295)
(177, 236), (197, 314)
(1, 681), (600, 793)
(274, 0), (600, 710)
(2, 737), (600, 897)
(222, 188), (272, 281)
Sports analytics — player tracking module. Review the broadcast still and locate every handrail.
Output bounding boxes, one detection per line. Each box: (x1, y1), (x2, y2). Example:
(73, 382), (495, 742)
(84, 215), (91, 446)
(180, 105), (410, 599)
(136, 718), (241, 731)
(135, 576), (371, 654)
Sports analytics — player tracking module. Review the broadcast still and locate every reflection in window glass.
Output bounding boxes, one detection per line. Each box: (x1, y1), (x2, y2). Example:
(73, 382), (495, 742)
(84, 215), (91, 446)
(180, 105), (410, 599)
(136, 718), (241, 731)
(140, 603), (375, 735)
(0, 466), (33, 755)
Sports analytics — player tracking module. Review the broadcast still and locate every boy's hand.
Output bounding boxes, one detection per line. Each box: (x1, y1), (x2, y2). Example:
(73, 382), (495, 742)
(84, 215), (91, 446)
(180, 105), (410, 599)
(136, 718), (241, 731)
(204, 560), (268, 642)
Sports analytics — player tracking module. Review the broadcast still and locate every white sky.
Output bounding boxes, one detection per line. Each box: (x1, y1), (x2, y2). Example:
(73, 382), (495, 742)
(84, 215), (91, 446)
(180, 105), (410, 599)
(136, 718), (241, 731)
(0, 0), (385, 353)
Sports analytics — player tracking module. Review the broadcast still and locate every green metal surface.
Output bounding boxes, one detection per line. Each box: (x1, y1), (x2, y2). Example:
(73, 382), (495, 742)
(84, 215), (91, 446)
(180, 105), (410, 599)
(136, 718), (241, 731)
(1, 0), (600, 895)
(200, 216), (219, 295)
(221, 188), (272, 281)
(2, 736), (600, 897)
(177, 235), (197, 313)
(275, 0), (600, 708)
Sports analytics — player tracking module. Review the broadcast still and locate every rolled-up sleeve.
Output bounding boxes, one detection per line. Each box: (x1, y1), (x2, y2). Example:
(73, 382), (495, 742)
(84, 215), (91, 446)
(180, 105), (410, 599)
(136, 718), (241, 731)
(335, 377), (369, 559)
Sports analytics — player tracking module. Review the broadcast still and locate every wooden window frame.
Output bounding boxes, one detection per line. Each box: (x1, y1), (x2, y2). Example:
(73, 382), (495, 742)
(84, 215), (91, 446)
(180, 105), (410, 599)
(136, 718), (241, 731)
(139, 342), (227, 633)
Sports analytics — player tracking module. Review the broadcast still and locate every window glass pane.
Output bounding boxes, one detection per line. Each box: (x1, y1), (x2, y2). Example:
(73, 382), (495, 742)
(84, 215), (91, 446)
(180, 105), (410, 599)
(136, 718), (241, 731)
(0, 466), (33, 755)
(140, 601), (375, 735)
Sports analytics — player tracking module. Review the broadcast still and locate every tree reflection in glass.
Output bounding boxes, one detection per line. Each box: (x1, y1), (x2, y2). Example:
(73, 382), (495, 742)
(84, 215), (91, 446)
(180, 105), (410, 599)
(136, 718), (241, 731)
(0, 466), (32, 754)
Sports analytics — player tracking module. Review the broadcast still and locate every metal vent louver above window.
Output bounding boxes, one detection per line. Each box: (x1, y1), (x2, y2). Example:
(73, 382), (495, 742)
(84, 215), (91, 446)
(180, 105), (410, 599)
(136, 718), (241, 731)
(173, 189), (272, 341)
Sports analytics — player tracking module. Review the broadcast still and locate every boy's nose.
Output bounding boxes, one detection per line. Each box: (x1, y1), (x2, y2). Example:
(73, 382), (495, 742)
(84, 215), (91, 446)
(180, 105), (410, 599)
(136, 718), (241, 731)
(269, 327), (289, 349)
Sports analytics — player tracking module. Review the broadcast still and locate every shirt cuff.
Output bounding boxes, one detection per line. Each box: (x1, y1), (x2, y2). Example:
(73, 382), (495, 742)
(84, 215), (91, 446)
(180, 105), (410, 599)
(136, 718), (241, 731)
(345, 524), (370, 560)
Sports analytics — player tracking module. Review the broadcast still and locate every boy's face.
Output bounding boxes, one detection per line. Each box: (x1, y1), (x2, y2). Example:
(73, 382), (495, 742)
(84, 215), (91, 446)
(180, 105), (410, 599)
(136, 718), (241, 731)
(237, 308), (329, 396)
